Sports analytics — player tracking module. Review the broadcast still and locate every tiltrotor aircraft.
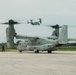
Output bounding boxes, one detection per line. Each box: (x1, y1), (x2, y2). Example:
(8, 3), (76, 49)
(27, 18), (42, 25)
(0, 19), (68, 53)
(16, 25), (68, 53)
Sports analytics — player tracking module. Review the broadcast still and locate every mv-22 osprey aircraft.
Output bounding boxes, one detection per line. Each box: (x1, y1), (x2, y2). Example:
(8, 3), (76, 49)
(0, 19), (68, 53)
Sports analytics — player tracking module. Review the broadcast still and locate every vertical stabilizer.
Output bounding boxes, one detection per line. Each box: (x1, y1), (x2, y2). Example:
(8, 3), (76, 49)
(58, 25), (68, 44)
(6, 25), (15, 48)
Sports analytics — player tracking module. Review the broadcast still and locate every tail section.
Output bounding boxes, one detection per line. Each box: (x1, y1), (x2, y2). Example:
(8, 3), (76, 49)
(58, 25), (68, 44)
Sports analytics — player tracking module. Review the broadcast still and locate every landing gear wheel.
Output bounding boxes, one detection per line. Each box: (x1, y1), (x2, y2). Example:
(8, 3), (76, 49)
(35, 50), (39, 53)
(19, 50), (22, 53)
(48, 50), (52, 53)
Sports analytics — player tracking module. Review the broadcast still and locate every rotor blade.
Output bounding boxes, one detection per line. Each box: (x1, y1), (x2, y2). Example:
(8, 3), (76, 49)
(47, 24), (61, 28)
(12, 21), (21, 24)
(0, 22), (9, 24)
(0, 22), (21, 25)
(39, 18), (42, 23)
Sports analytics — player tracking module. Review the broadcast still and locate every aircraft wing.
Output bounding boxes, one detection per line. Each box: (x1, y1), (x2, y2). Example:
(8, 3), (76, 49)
(16, 34), (58, 41)
(16, 35), (39, 40)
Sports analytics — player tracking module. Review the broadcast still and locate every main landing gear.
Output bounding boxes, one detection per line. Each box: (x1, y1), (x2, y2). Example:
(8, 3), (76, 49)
(19, 50), (22, 53)
(35, 50), (39, 53)
(48, 50), (52, 53)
